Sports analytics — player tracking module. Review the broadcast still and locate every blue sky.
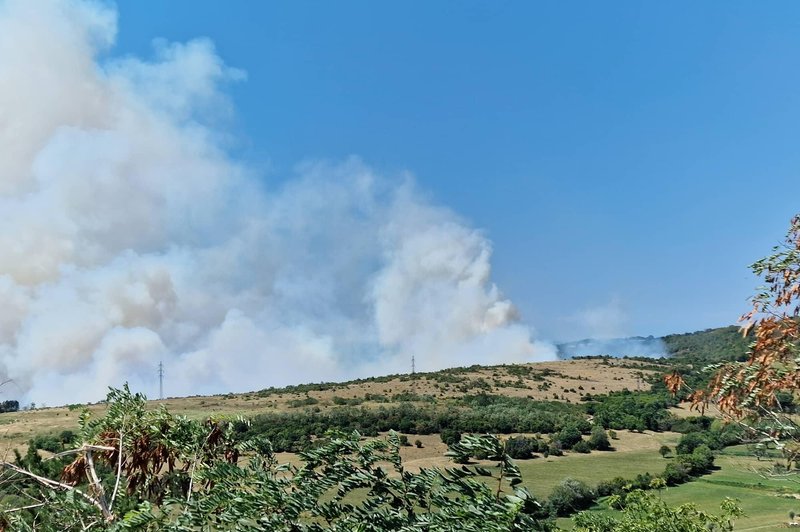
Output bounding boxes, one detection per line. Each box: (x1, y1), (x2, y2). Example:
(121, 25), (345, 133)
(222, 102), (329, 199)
(113, 1), (799, 341)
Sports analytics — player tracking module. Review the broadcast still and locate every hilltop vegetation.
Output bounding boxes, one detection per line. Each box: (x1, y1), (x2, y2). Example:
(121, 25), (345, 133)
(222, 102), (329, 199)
(558, 325), (750, 368)
(662, 326), (750, 366)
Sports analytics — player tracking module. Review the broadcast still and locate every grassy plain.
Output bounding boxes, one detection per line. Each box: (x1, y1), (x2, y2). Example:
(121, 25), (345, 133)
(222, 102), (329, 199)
(514, 430), (680, 498)
(557, 453), (800, 531)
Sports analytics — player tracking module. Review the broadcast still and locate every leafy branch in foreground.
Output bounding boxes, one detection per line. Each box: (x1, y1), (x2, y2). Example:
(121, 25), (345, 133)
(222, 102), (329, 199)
(573, 479), (742, 532)
(666, 214), (800, 477)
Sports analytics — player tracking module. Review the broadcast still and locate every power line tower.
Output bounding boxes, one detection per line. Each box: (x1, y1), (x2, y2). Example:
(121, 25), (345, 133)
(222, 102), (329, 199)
(158, 361), (164, 400)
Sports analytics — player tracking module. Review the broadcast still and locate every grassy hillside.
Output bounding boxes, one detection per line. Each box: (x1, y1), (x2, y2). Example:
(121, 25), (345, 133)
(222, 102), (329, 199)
(662, 325), (751, 366)
(0, 357), (664, 451)
(0, 325), (753, 452)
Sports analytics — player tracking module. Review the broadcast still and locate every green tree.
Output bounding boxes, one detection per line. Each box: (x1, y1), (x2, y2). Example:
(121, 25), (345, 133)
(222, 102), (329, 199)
(548, 478), (595, 516)
(555, 425), (583, 450)
(588, 427), (611, 451)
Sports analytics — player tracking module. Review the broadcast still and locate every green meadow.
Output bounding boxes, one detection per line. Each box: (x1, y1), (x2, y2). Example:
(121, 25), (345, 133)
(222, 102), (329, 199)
(556, 454), (800, 531)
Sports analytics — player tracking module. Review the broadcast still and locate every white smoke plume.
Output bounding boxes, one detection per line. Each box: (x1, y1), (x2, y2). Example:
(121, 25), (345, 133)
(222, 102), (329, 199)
(558, 298), (667, 358)
(0, 0), (555, 405)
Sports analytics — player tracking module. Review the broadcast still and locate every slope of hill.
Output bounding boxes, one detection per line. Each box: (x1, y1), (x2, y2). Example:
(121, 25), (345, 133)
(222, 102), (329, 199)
(0, 357), (665, 451)
(662, 325), (750, 366)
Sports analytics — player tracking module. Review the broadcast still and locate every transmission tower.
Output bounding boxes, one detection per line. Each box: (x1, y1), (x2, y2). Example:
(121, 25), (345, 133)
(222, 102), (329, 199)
(158, 361), (164, 400)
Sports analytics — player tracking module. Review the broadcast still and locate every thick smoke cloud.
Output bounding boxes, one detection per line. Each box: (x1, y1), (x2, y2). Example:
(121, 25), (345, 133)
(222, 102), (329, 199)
(0, 0), (555, 404)
(558, 299), (666, 358)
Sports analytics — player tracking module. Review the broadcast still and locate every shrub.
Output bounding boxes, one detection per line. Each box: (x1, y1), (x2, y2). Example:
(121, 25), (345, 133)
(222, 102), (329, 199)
(675, 431), (708, 455)
(556, 425), (583, 450)
(662, 462), (691, 485)
(588, 426), (611, 450)
(547, 443), (564, 457)
(678, 444), (714, 475)
(548, 478), (596, 516)
(596, 477), (628, 498)
(505, 436), (539, 459)
(572, 440), (591, 454)
(440, 429), (461, 446)
(572, 484), (742, 531)
(59, 430), (76, 445)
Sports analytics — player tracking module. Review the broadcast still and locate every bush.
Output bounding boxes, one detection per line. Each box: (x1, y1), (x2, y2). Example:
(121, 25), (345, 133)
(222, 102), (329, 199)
(440, 429), (461, 446)
(662, 462), (691, 485)
(556, 425), (583, 450)
(59, 430), (76, 445)
(30, 435), (62, 453)
(505, 436), (540, 459)
(572, 485), (742, 531)
(629, 472), (654, 490)
(596, 477), (628, 497)
(588, 426), (611, 450)
(669, 415), (713, 434)
(678, 444), (714, 475)
(548, 478), (596, 516)
(676, 432), (707, 455)
(547, 443), (564, 457)
(572, 440), (591, 454)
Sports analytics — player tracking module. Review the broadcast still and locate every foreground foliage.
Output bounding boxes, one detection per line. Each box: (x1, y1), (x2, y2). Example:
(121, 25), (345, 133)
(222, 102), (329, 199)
(0, 387), (741, 531)
(668, 214), (800, 479)
(573, 479), (742, 532)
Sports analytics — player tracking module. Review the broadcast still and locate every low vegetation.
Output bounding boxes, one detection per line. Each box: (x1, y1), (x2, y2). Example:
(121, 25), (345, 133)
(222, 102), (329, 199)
(0, 387), (743, 531)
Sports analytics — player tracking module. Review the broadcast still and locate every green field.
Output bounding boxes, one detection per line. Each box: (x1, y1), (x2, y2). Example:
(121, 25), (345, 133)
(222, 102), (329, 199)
(516, 447), (675, 499)
(556, 454), (800, 531)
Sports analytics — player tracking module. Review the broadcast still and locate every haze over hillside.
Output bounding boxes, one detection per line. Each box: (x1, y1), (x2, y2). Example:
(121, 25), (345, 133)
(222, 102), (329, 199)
(557, 336), (668, 359)
(557, 325), (748, 363)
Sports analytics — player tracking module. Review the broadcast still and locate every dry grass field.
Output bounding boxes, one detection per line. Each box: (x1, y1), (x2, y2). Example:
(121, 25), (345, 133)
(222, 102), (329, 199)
(0, 357), (667, 453)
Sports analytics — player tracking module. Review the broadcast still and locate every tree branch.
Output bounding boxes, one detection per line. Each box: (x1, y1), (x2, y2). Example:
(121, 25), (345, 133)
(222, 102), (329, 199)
(109, 430), (124, 511)
(85, 450), (113, 521)
(0, 461), (106, 515)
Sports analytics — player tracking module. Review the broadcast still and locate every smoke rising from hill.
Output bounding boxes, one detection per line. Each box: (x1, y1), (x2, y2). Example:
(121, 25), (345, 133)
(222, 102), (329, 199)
(0, 0), (555, 404)
(557, 337), (667, 359)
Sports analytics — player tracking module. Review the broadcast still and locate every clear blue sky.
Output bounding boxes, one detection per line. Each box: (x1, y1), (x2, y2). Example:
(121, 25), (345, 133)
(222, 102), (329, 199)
(112, 1), (800, 341)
